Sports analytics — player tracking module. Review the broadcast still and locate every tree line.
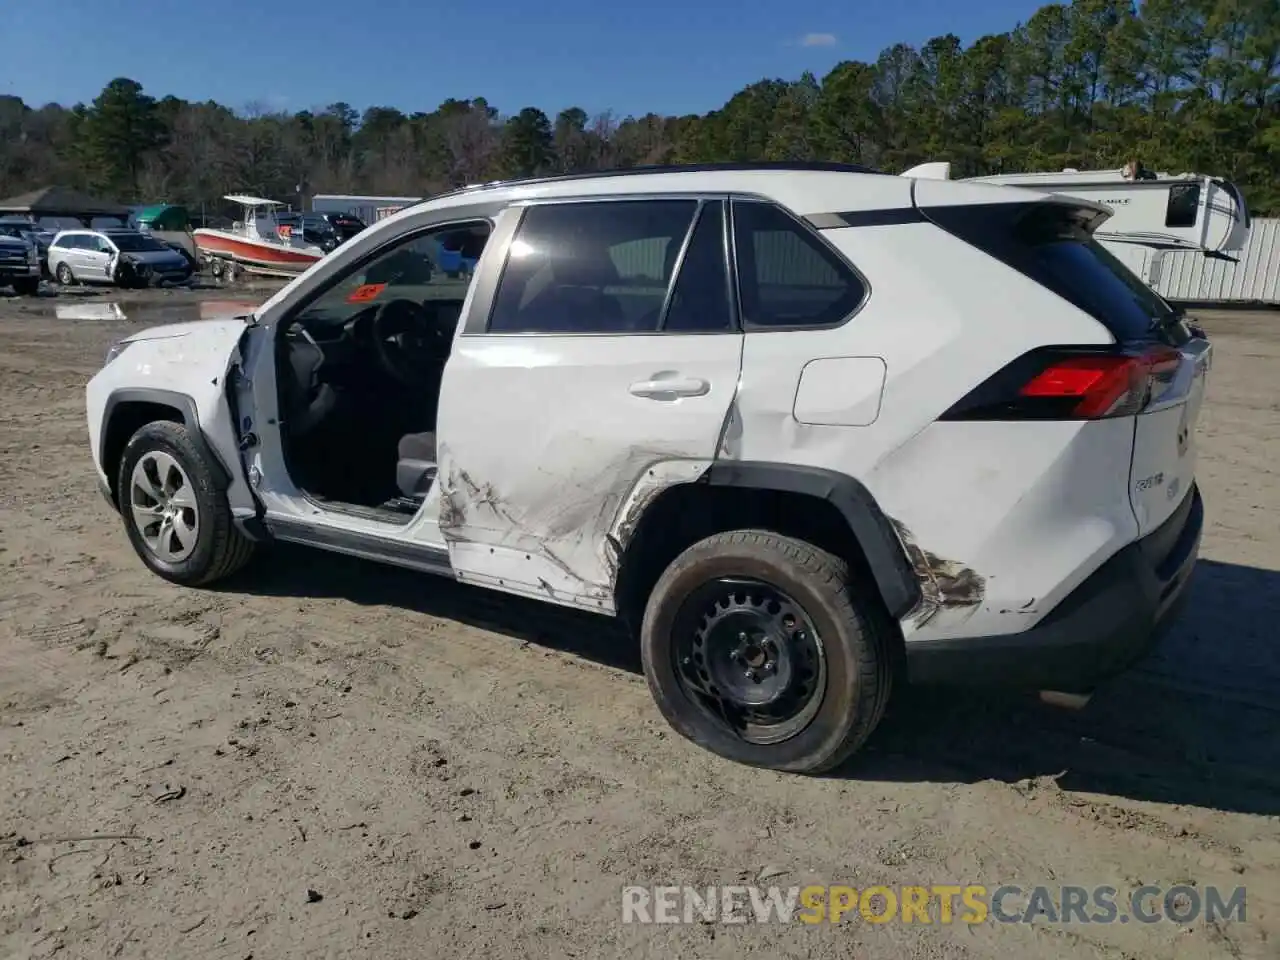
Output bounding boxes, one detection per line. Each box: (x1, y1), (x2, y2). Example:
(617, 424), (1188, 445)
(1, 0), (1277, 218)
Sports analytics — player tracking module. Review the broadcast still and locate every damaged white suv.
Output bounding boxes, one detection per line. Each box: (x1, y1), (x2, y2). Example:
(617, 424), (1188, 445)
(86, 162), (1209, 773)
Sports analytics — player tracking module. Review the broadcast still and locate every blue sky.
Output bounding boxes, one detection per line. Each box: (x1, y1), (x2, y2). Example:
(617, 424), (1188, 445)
(4, 0), (1047, 119)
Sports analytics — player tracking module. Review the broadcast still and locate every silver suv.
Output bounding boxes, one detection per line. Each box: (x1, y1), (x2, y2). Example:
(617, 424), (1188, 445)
(48, 228), (193, 288)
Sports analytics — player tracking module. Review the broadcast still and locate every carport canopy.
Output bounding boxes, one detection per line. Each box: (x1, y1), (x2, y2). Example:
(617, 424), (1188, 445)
(0, 186), (131, 220)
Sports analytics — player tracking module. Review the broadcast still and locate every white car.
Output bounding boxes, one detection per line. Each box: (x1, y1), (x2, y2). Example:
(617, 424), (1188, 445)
(49, 228), (194, 288)
(85, 162), (1208, 773)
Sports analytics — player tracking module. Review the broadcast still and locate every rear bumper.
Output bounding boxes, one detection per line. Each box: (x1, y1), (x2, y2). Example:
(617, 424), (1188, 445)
(905, 484), (1203, 690)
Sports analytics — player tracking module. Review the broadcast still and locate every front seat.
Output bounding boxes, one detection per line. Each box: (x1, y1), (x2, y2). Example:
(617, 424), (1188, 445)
(517, 248), (624, 332)
(395, 430), (437, 498)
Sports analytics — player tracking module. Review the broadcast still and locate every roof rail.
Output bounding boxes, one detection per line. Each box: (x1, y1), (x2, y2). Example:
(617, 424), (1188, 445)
(487, 161), (882, 187)
(414, 161), (885, 208)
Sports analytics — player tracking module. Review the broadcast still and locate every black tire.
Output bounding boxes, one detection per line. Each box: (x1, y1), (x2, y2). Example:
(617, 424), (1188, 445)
(640, 530), (893, 774)
(12, 277), (39, 296)
(116, 421), (256, 586)
(55, 261), (74, 285)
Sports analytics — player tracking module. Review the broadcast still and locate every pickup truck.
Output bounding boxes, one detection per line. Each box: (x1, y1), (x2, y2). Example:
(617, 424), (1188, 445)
(0, 232), (40, 295)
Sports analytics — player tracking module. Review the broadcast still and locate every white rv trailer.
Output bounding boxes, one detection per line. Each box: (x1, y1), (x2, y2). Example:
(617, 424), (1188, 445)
(901, 161), (1252, 290)
(310, 194), (422, 224)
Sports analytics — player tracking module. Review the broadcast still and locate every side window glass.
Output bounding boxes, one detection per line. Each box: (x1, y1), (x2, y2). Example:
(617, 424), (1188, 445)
(292, 221), (491, 332)
(732, 201), (866, 329)
(663, 202), (734, 332)
(1165, 183), (1200, 228)
(488, 199), (698, 334)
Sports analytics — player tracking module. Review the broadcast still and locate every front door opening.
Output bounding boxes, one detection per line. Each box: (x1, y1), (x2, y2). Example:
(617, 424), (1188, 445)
(274, 220), (491, 521)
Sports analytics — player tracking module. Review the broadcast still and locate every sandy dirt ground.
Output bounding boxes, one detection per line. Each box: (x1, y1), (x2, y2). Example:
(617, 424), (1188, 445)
(0, 285), (1278, 959)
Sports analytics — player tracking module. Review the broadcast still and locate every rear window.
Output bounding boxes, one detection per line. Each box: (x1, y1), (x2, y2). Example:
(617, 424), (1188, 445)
(922, 201), (1176, 343)
(732, 200), (866, 329)
(489, 199), (699, 334)
(109, 233), (169, 252)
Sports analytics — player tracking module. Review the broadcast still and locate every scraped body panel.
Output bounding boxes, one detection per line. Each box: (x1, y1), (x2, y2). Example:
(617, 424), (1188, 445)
(433, 332), (743, 613)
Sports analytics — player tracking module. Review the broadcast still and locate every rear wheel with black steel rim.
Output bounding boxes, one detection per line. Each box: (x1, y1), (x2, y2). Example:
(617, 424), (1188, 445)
(640, 530), (892, 773)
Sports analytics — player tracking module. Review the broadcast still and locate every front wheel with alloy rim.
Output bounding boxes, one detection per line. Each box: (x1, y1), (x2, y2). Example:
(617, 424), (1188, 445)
(640, 530), (893, 774)
(116, 421), (255, 586)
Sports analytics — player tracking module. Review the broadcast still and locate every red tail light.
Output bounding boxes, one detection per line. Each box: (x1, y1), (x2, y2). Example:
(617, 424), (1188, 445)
(943, 345), (1183, 421)
(1020, 346), (1180, 417)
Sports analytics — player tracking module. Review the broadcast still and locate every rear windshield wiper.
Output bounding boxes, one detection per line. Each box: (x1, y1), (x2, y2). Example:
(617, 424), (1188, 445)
(1151, 303), (1206, 342)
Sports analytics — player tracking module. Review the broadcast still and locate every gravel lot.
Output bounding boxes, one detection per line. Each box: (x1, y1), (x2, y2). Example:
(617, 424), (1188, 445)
(1, 287), (1277, 959)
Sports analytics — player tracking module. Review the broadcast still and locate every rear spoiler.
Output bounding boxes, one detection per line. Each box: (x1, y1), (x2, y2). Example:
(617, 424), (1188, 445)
(902, 160), (1239, 260)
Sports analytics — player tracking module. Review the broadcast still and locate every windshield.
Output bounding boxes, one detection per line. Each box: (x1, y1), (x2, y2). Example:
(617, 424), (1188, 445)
(294, 222), (489, 329)
(109, 233), (170, 253)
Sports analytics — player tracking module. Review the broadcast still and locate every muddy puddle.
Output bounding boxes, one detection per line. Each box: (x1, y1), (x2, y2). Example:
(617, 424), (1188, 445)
(51, 297), (264, 323)
(1, 280), (283, 325)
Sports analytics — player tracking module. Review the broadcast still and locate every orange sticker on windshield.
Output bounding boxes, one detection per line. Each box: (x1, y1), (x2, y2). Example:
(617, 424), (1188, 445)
(346, 282), (387, 303)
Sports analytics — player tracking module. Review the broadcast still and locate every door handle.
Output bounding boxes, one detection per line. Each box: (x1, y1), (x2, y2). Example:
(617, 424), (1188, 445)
(629, 376), (710, 400)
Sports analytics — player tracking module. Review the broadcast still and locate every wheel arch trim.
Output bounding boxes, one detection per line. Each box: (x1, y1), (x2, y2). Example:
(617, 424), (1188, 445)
(99, 388), (230, 505)
(697, 461), (922, 620)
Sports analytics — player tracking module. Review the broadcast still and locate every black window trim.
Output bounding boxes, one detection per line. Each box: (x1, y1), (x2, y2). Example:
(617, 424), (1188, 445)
(728, 197), (872, 334)
(654, 200), (703, 332)
(272, 215), (495, 339)
(480, 192), (741, 338)
(656, 199), (737, 334)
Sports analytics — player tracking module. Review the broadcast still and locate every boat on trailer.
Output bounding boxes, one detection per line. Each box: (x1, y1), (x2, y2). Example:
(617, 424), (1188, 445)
(193, 195), (327, 279)
(902, 162), (1252, 288)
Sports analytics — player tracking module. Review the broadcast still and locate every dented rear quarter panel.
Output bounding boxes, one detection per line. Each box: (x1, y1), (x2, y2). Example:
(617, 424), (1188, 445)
(726, 218), (1137, 642)
(434, 208), (1142, 633)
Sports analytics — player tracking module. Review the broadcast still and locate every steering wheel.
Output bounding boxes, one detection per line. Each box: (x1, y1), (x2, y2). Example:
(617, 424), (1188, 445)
(370, 298), (451, 386)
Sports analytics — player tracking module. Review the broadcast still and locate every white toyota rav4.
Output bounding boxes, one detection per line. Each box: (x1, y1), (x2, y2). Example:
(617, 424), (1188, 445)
(86, 162), (1209, 773)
